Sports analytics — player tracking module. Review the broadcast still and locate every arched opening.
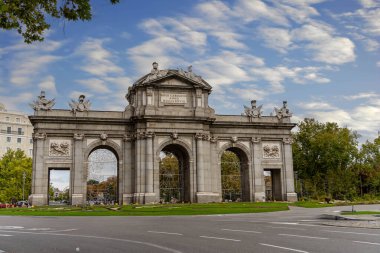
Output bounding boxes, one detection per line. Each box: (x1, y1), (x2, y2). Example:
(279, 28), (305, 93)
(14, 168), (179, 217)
(221, 147), (250, 202)
(87, 147), (118, 205)
(159, 144), (190, 203)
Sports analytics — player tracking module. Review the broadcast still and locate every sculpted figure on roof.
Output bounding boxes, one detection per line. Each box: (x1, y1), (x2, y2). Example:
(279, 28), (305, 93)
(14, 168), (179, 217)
(30, 91), (55, 111)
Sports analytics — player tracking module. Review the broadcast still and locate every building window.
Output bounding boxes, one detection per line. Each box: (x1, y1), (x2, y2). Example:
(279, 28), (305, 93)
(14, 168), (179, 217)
(30, 138), (33, 144)
(7, 137), (11, 142)
(5, 116), (10, 122)
(18, 128), (23, 135)
(16, 118), (20, 123)
(7, 126), (11, 134)
(29, 149), (33, 156)
(17, 138), (21, 143)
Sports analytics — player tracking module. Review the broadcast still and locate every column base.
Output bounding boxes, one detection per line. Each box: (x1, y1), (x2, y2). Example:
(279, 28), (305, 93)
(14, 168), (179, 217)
(254, 192), (266, 202)
(30, 194), (47, 206)
(196, 192), (221, 203)
(71, 193), (84, 206)
(144, 193), (158, 204)
(122, 194), (134, 205)
(133, 193), (145, 204)
(286, 192), (298, 202)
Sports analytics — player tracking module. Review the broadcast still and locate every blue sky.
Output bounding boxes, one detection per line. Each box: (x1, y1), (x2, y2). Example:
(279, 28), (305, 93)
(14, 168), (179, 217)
(0, 0), (379, 142)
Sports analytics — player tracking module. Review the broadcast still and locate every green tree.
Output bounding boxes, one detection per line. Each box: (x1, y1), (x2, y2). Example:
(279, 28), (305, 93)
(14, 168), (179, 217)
(292, 118), (359, 200)
(0, 149), (32, 203)
(0, 0), (120, 43)
(221, 150), (241, 199)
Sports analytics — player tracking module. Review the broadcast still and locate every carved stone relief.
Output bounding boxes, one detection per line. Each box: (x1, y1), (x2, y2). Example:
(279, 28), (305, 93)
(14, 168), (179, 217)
(262, 143), (281, 159)
(49, 140), (71, 157)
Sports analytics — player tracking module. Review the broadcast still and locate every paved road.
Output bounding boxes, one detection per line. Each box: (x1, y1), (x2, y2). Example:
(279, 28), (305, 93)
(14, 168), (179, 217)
(0, 205), (380, 253)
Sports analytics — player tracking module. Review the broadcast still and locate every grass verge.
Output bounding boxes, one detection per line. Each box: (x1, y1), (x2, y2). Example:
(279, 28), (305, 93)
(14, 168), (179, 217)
(341, 211), (380, 215)
(0, 202), (289, 216)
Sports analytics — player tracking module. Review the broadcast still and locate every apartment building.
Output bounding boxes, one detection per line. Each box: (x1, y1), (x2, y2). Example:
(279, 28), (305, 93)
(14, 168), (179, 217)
(0, 103), (33, 158)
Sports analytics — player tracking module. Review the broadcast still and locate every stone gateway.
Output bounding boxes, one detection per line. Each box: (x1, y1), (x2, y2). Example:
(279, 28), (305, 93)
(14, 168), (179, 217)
(29, 63), (297, 206)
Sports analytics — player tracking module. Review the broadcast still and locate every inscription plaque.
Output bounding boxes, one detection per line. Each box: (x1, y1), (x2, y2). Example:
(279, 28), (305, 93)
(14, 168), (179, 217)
(160, 93), (187, 104)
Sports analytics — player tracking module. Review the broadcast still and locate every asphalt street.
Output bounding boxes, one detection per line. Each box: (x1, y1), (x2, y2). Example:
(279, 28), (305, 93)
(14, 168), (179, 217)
(0, 204), (379, 253)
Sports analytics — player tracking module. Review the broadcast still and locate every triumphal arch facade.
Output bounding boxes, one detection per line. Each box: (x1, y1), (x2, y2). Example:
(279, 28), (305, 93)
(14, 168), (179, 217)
(29, 63), (297, 206)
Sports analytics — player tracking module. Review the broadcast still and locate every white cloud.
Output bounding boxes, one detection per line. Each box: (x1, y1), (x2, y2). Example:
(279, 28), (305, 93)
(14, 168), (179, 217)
(343, 92), (379, 100)
(76, 78), (111, 94)
(70, 91), (93, 100)
(0, 92), (34, 112)
(76, 38), (123, 77)
(38, 75), (57, 95)
(259, 27), (292, 53)
(377, 61), (380, 67)
(298, 101), (337, 110)
(359, 0), (380, 8)
(10, 54), (60, 86)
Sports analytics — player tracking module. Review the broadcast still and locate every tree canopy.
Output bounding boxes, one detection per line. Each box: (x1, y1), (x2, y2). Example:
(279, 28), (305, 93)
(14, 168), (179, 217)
(0, 149), (32, 203)
(293, 118), (380, 200)
(0, 0), (120, 43)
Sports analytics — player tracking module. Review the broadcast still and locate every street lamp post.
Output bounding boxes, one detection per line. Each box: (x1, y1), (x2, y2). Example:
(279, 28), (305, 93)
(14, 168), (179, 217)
(22, 171), (26, 201)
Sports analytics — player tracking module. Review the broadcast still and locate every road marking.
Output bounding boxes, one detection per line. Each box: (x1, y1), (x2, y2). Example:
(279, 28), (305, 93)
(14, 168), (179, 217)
(260, 243), (309, 253)
(353, 241), (380, 246)
(221, 228), (261, 234)
(0, 250), (6, 253)
(324, 230), (380, 236)
(0, 234), (13, 237)
(279, 234), (328, 240)
(26, 228), (51, 231)
(199, 236), (241, 242)
(148, 231), (183, 236)
(0, 230), (182, 253)
(267, 226), (306, 231)
(270, 222), (323, 227)
(0, 226), (23, 230)
(45, 229), (78, 233)
(299, 220), (319, 222)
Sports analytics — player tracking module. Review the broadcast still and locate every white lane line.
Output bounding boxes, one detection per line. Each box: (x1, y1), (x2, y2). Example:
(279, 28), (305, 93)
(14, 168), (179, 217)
(260, 243), (309, 253)
(148, 231), (183, 236)
(199, 236), (241, 242)
(299, 220), (320, 222)
(267, 226), (306, 231)
(0, 230), (182, 253)
(0, 249), (6, 253)
(279, 234), (328, 240)
(0, 234), (13, 237)
(324, 230), (380, 236)
(270, 222), (323, 227)
(0, 226), (23, 229)
(353, 241), (380, 246)
(221, 228), (261, 234)
(45, 229), (78, 233)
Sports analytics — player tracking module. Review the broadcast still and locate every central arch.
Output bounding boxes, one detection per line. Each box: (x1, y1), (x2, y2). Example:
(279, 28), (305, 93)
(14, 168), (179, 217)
(159, 144), (190, 203)
(220, 146), (250, 202)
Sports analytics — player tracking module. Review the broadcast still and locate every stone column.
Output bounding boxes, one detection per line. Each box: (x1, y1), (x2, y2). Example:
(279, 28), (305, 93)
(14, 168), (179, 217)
(252, 137), (265, 202)
(145, 131), (155, 203)
(195, 133), (204, 193)
(30, 132), (47, 206)
(122, 134), (133, 204)
(283, 137), (297, 202)
(72, 133), (85, 205)
(134, 132), (144, 203)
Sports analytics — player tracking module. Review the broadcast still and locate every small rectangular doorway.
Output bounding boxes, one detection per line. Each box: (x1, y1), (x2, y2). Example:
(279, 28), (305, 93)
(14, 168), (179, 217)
(264, 169), (282, 201)
(48, 168), (70, 205)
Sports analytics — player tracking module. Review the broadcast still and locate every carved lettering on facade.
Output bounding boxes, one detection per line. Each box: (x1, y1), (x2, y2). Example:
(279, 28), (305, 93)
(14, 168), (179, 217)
(49, 140), (71, 157)
(160, 93), (187, 104)
(262, 143), (280, 159)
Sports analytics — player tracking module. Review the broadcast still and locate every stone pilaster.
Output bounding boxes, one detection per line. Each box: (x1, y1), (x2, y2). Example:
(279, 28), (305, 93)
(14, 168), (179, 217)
(283, 137), (297, 202)
(144, 131), (156, 203)
(252, 137), (265, 202)
(72, 133), (85, 205)
(122, 134), (134, 204)
(30, 132), (48, 206)
(134, 132), (145, 203)
(195, 133), (204, 193)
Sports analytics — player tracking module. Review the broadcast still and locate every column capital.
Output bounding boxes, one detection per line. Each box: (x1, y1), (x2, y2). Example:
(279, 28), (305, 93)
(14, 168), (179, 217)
(195, 133), (203, 140)
(123, 134), (135, 142)
(145, 131), (154, 138)
(251, 137), (261, 143)
(210, 136), (218, 143)
(73, 133), (84, 141)
(283, 137), (293, 144)
(33, 132), (46, 140)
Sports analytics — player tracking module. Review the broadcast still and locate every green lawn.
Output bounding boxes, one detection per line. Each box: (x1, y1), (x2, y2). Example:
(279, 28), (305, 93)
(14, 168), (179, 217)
(341, 211), (380, 215)
(0, 202), (289, 216)
(290, 201), (334, 208)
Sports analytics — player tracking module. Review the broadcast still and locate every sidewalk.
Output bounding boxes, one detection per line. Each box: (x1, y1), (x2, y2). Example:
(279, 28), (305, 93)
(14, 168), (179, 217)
(319, 213), (380, 229)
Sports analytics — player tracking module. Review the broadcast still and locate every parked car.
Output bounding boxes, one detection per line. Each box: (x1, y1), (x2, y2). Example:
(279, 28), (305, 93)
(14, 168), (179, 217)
(16, 201), (29, 207)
